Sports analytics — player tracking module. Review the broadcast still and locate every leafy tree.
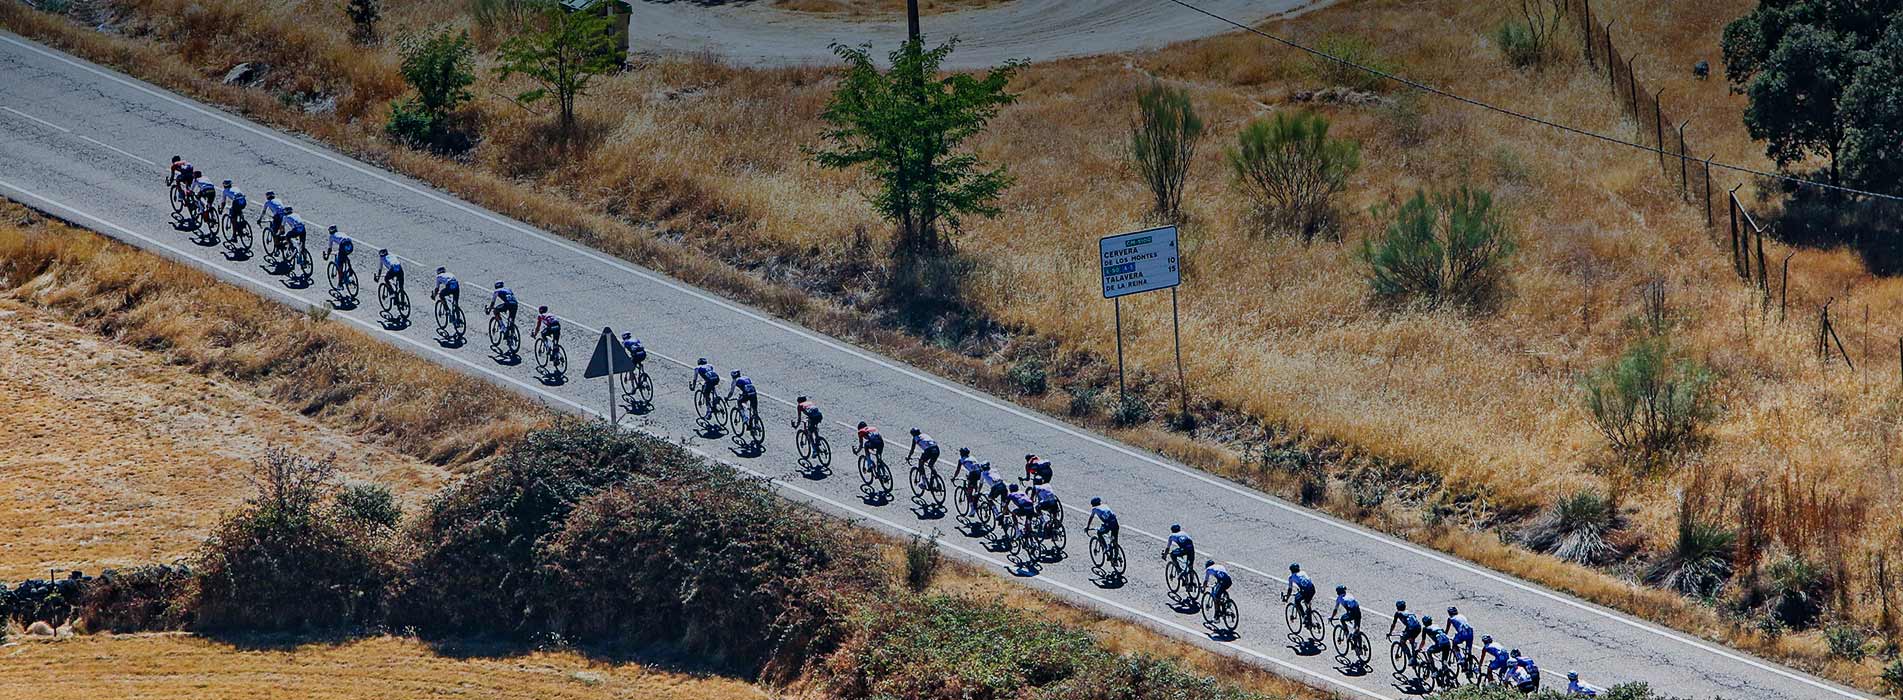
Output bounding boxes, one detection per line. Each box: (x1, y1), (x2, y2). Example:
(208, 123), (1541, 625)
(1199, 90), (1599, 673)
(495, 1), (621, 140)
(1229, 111), (1360, 241)
(1359, 187), (1515, 308)
(1580, 337), (1711, 467)
(1721, 1), (1903, 188)
(1841, 14), (1903, 189)
(1127, 81), (1204, 223)
(809, 37), (1023, 264)
(346, 0), (381, 44)
(387, 29), (476, 147)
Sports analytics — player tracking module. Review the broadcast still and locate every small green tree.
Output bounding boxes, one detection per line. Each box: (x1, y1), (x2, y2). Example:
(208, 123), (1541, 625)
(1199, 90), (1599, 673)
(1228, 111), (1360, 241)
(1840, 15), (1903, 190)
(387, 29), (476, 147)
(810, 37), (1023, 270)
(346, 0), (381, 44)
(1580, 337), (1712, 466)
(1127, 81), (1204, 223)
(495, 1), (620, 140)
(1359, 187), (1515, 307)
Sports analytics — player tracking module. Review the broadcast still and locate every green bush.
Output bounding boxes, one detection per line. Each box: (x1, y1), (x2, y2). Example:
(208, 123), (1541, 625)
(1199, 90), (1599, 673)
(1496, 21), (1544, 68)
(1882, 657), (1903, 698)
(1360, 186), (1516, 309)
(1645, 501), (1735, 598)
(1766, 555), (1831, 629)
(76, 565), (195, 632)
(1065, 383), (1101, 417)
(1228, 111), (1361, 241)
(1307, 34), (1390, 92)
(1007, 355), (1049, 395)
(385, 99), (437, 147)
(1826, 625), (1870, 661)
(195, 497), (398, 631)
(1580, 337), (1712, 466)
(1113, 395), (1153, 426)
(333, 481), (402, 531)
(1521, 489), (1623, 565)
(903, 532), (943, 593)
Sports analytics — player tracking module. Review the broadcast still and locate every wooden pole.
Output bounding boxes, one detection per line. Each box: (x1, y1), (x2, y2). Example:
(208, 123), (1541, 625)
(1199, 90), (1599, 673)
(1605, 22), (1617, 92)
(1653, 88), (1665, 168)
(1677, 121), (1690, 197)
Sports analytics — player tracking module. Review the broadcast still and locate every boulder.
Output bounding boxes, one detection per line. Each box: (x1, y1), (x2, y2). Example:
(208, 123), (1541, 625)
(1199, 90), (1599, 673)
(25, 621), (54, 637)
(222, 62), (266, 86)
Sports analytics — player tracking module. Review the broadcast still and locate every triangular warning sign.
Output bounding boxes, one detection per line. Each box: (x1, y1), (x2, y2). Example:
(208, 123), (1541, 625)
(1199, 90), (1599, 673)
(584, 326), (636, 379)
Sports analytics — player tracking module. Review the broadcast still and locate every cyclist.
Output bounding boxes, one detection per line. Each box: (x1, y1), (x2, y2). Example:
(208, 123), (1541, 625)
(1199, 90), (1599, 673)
(1512, 651), (1541, 691)
(261, 191), (286, 237)
(1284, 563), (1316, 617)
(1161, 524), (1194, 570)
(1505, 657), (1535, 693)
(855, 421), (883, 461)
(166, 156), (193, 193)
(1086, 496), (1118, 548)
(978, 461), (1008, 512)
(191, 170), (217, 225)
(281, 206), (309, 254)
(376, 249), (403, 291)
(488, 281), (518, 328)
(906, 428), (940, 477)
(1024, 453), (1053, 485)
(1330, 584), (1361, 633)
(1005, 483), (1038, 536)
(323, 225), (354, 285)
(694, 358), (720, 406)
(1445, 606), (1475, 663)
(1417, 616), (1452, 672)
(956, 447), (984, 497)
(726, 369), (758, 422)
(432, 267), (459, 307)
(217, 179), (246, 228)
(533, 306), (561, 348)
(619, 332), (646, 370)
(1202, 559), (1232, 604)
(1565, 672), (1605, 697)
(1387, 600), (1422, 652)
(1029, 479), (1060, 522)
(1481, 634), (1511, 682)
(794, 395), (822, 437)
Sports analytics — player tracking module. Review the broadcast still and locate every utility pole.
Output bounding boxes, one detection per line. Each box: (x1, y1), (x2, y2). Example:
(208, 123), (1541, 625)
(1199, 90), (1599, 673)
(907, 0), (921, 41)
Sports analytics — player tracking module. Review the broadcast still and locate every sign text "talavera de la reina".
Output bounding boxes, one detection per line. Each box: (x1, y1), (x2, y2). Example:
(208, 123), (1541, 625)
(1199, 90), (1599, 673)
(1098, 225), (1180, 299)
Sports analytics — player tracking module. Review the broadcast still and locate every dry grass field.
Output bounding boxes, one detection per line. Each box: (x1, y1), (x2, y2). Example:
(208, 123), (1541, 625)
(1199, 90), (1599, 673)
(6, 0), (1903, 690)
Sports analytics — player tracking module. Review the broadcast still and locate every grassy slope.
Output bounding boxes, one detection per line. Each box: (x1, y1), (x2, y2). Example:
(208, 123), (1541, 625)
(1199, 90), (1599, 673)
(3, 0), (1899, 691)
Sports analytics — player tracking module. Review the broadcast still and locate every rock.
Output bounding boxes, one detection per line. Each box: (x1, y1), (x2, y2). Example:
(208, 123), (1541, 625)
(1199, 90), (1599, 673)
(1289, 87), (1386, 107)
(25, 621), (54, 636)
(301, 94), (338, 116)
(221, 62), (265, 86)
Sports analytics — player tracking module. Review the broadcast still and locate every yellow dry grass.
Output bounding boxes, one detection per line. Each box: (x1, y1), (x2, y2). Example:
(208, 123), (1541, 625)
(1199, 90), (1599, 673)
(7, 0), (1903, 691)
(0, 633), (765, 700)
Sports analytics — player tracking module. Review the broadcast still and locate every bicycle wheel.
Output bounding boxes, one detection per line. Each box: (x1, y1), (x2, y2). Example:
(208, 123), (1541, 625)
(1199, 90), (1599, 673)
(1332, 623), (1349, 657)
(856, 453), (875, 490)
(1089, 534), (1106, 571)
(873, 459), (893, 494)
(634, 371), (653, 404)
(434, 298), (451, 334)
(1390, 641), (1410, 674)
(1046, 513), (1066, 551)
(746, 412), (763, 444)
(168, 186), (185, 216)
(533, 337), (549, 372)
(813, 435), (831, 468)
(1305, 609), (1325, 641)
(395, 287), (410, 320)
(326, 258), (340, 292)
(796, 429), (813, 460)
(1218, 597), (1239, 632)
(293, 246), (313, 281)
(954, 483), (973, 518)
(487, 315), (504, 353)
(233, 217), (252, 251)
(1200, 592), (1217, 626)
(924, 469), (945, 508)
(1108, 541), (1125, 577)
(908, 465), (927, 501)
(503, 322), (520, 356)
(1351, 631), (1372, 667)
(1165, 559), (1187, 599)
(1284, 603), (1303, 636)
(341, 262), (359, 298)
(551, 344), (567, 376)
(378, 280), (396, 316)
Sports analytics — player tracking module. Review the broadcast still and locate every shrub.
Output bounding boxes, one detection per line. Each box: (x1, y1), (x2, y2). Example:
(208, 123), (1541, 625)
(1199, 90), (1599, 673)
(1228, 111), (1361, 241)
(1360, 186), (1516, 309)
(1007, 355), (1049, 395)
(346, 0), (381, 44)
(1580, 337), (1712, 466)
(1496, 22), (1543, 68)
(1128, 80), (1205, 223)
(76, 565), (195, 632)
(1882, 657), (1903, 698)
(1307, 34), (1390, 92)
(333, 481), (402, 531)
(1113, 395), (1153, 426)
(1645, 500), (1735, 598)
(1520, 489), (1624, 565)
(903, 532), (943, 593)
(1826, 625), (1870, 661)
(1065, 383), (1102, 417)
(384, 99), (436, 147)
(1766, 554), (1831, 629)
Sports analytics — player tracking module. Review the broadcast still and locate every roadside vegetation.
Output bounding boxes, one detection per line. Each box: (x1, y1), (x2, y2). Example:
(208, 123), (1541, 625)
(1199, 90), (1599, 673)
(7, 0), (1903, 693)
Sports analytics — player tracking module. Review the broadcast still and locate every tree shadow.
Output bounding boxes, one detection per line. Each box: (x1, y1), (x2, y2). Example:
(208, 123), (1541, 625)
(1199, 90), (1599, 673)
(1763, 185), (1903, 274)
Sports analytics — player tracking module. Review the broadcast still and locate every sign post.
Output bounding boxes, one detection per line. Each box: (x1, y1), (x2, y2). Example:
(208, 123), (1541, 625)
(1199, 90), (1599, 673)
(584, 326), (638, 424)
(1099, 226), (1183, 419)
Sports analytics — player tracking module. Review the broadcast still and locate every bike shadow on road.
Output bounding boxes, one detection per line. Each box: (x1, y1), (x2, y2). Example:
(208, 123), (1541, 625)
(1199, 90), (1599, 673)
(328, 295), (360, 311)
(858, 488), (894, 507)
(1204, 625), (1239, 643)
(1285, 636), (1326, 657)
(727, 441), (764, 459)
(435, 334), (467, 349)
(491, 351), (522, 367)
(1091, 572), (1126, 589)
(908, 501), (946, 521)
(221, 248), (253, 263)
(1333, 660), (1372, 678)
(797, 459), (831, 481)
(380, 316), (410, 332)
(538, 371), (567, 387)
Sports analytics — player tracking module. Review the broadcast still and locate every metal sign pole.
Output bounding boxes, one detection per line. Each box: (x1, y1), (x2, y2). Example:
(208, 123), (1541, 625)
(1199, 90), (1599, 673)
(1172, 287), (1187, 425)
(1114, 297), (1126, 408)
(608, 364), (617, 426)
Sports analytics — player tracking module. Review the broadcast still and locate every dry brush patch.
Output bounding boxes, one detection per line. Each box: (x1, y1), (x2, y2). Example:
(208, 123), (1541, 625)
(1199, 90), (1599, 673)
(7, 0), (1903, 691)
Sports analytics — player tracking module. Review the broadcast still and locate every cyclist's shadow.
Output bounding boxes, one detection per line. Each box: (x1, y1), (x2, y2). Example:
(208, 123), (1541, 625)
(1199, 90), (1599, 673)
(380, 315), (411, 331)
(909, 500), (947, 521)
(1091, 572), (1126, 589)
(727, 440), (764, 459)
(281, 273), (314, 291)
(435, 333), (466, 349)
(1285, 635), (1326, 657)
(538, 370), (567, 387)
(328, 294), (360, 311)
(491, 351), (523, 367)
(1205, 626), (1240, 643)
(797, 458), (830, 481)
(858, 487), (894, 507)
(1333, 658), (1372, 678)
(222, 247), (253, 263)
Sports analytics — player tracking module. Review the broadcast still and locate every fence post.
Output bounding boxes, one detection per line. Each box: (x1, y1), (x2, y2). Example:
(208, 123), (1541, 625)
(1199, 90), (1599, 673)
(1704, 156), (1714, 228)
(1605, 21), (1617, 91)
(1728, 185), (1743, 276)
(1781, 252), (1792, 323)
(1653, 89), (1665, 170)
(1677, 121), (1690, 198)
(1580, 0), (1596, 66)
(1756, 222), (1769, 291)
(1626, 55), (1638, 121)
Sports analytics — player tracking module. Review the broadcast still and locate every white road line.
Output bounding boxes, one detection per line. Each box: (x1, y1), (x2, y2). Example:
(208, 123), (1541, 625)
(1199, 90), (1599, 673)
(0, 178), (1391, 700)
(3, 105), (69, 132)
(0, 32), (1869, 700)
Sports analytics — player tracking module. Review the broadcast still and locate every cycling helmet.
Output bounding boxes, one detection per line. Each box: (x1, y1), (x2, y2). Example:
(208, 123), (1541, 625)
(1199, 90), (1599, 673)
(1335, 584), (1346, 594)
(1421, 615), (1434, 626)
(221, 179), (232, 186)
(1447, 606), (1459, 615)
(538, 306), (548, 313)
(959, 447), (970, 457)
(1510, 649), (1521, 658)
(191, 168), (203, 177)
(1481, 635), (1493, 643)
(283, 206), (295, 214)
(1169, 523), (1181, 533)
(621, 332), (631, 339)
(496, 281), (507, 289)
(1008, 483), (1019, 492)
(171, 155), (182, 163)
(856, 421), (867, 429)
(730, 369), (741, 377)
(265, 191), (276, 197)
(1567, 672), (1578, 680)
(910, 427), (921, 436)
(328, 225), (338, 234)
(1025, 453), (1036, 461)
(698, 357), (708, 364)
(1203, 559), (1215, 567)
(1396, 601), (1407, 610)
(1289, 563), (1301, 573)
(979, 462), (991, 471)
(1089, 496), (1101, 506)
(797, 395), (807, 402)
(435, 266), (446, 274)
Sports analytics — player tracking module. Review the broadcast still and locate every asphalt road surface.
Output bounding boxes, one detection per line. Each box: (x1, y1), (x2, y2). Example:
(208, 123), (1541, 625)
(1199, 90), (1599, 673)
(0, 31), (1873, 700)
(630, 0), (1325, 69)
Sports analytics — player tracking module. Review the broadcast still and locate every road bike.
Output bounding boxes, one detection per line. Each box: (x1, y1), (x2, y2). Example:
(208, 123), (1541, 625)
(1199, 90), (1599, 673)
(791, 415), (830, 468)
(487, 311), (520, 357)
(1455, 647), (1483, 687)
(221, 205), (252, 256)
(619, 363), (654, 409)
(1389, 636), (1430, 687)
(287, 237), (314, 282)
(377, 273), (409, 324)
(1201, 585), (1239, 635)
(906, 456), (946, 508)
(433, 293), (465, 341)
(204, 198), (227, 242)
(166, 179), (188, 219)
(728, 400), (765, 447)
(1087, 526), (1125, 578)
(1164, 555), (1201, 605)
(853, 445), (893, 496)
(1330, 616), (1372, 669)
(970, 489), (998, 532)
(691, 379), (722, 424)
(533, 331), (567, 378)
(1424, 647), (1457, 690)
(1032, 506), (1066, 554)
(326, 253), (358, 301)
(1282, 594), (1324, 644)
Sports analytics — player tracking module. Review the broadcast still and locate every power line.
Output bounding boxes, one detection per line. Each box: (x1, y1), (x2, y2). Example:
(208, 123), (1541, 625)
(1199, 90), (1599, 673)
(1164, 0), (1903, 203)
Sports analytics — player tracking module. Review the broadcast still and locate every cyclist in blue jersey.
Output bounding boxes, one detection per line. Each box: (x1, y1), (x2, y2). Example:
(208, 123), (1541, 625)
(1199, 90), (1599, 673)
(1162, 524), (1194, 569)
(432, 267), (459, 306)
(726, 369), (757, 421)
(1481, 635), (1511, 682)
(1444, 606), (1475, 662)
(906, 428), (940, 475)
(1086, 497), (1118, 547)
(324, 225), (354, 286)
(1511, 650), (1541, 691)
(1029, 479), (1060, 520)
(218, 179), (246, 226)
(693, 358), (719, 404)
(281, 207), (309, 251)
(261, 191), (287, 236)
(977, 461), (1007, 511)
(487, 282), (518, 327)
(956, 447), (983, 495)
(376, 249), (403, 289)
(1005, 483), (1038, 537)
(1330, 584), (1361, 632)
(1284, 563), (1316, 616)
(1565, 672), (1605, 697)
(191, 169), (217, 224)
(1387, 600), (1422, 649)
(1417, 616), (1452, 670)
(1203, 560), (1232, 601)
(619, 332), (646, 370)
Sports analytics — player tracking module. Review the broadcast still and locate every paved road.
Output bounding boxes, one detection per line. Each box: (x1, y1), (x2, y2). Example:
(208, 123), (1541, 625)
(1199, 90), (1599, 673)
(630, 0), (1322, 69)
(0, 31), (1872, 700)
